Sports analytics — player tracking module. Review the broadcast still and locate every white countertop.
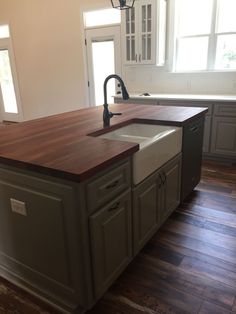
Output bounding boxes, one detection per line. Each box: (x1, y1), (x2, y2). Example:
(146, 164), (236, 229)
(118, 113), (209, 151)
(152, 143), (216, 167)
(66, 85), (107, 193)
(115, 93), (236, 103)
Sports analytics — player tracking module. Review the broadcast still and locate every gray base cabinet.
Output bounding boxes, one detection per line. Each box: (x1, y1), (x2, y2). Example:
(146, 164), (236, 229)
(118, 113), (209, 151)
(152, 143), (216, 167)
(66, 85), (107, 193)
(211, 117), (236, 157)
(133, 172), (161, 255)
(89, 190), (132, 299)
(133, 154), (181, 255)
(160, 156), (182, 223)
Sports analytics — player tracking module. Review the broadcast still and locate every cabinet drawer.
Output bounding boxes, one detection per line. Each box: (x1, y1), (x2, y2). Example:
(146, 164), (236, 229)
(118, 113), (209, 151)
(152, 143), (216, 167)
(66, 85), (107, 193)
(214, 103), (236, 117)
(86, 160), (131, 214)
(159, 101), (212, 116)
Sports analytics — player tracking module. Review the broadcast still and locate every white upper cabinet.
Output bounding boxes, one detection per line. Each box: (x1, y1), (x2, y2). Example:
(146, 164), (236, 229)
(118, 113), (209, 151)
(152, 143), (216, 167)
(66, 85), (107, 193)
(122, 0), (166, 66)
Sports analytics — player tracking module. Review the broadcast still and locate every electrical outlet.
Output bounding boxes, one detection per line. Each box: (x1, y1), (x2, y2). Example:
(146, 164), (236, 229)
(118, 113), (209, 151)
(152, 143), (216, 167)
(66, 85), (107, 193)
(10, 198), (27, 216)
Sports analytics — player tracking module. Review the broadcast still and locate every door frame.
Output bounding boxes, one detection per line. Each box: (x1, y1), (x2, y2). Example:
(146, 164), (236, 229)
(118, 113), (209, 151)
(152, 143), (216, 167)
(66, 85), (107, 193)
(85, 25), (122, 107)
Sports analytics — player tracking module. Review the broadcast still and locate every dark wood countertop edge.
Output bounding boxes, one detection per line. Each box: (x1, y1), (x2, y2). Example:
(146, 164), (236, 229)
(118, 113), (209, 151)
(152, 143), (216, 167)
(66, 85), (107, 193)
(0, 145), (139, 183)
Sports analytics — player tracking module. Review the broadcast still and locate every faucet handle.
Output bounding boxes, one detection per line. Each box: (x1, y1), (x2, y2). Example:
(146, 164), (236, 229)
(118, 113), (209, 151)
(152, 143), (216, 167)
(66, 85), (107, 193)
(110, 112), (122, 117)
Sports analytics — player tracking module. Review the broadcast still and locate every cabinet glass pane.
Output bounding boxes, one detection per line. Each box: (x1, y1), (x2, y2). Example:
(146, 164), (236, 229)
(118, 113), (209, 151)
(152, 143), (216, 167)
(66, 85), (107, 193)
(131, 36), (136, 60)
(131, 8), (135, 34)
(142, 5), (146, 33)
(142, 35), (146, 60)
(126, 37), (130, 61)
(215, 34), (236, 69)
(126, 10), (130, 34)
(147, 5), (152, 32)
(216, 0), (236, 33)
(147, 34), (151, 60)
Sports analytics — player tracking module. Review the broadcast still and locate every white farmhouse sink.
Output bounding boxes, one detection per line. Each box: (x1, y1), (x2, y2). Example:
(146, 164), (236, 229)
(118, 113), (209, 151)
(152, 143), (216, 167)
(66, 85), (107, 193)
(99, 123), (182, 185)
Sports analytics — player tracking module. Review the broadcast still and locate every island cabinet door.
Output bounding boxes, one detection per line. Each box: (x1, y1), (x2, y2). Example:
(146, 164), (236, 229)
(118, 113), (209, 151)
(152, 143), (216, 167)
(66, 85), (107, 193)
(89, 190), (132, 299)
(159, 154), (181, 224)
(132, 171), (161, 255)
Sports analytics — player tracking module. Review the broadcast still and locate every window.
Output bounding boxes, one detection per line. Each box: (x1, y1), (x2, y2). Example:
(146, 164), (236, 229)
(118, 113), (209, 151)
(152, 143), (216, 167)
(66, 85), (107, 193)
(174, 0), (236, 71)
(84, 8), (121, 28)
(0, 24), (22, 121)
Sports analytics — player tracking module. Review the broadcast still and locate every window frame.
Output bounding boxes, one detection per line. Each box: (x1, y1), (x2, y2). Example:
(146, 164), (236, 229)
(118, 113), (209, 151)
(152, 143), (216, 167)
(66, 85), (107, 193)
(173, 0), (236, 73)
(0, 26), (23, 122)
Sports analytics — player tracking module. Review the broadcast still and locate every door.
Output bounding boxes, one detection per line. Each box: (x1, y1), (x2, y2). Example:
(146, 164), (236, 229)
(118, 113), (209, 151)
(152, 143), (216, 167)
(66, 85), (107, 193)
(86, 26), (121, 106)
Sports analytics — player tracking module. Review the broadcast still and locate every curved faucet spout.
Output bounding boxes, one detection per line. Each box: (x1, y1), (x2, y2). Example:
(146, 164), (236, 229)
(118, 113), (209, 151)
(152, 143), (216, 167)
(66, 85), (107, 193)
(103, 74), (129, 127)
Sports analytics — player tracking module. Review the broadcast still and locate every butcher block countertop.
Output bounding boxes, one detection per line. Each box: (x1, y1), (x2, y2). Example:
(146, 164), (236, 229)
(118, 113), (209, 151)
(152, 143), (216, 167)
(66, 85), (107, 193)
(0, 104), (207, 182)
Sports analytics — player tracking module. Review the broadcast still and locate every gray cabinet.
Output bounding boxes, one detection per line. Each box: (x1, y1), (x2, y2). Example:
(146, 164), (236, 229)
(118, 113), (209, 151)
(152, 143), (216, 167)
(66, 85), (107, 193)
(203, 115), (212, 153)
(133, 154), (181, 254)
(160, 155), (181, 223)
(210, 104), (236, 158)
(133, 172), (161, 255)
(211, 117), (236, 157)
(89, 190), (132, 298)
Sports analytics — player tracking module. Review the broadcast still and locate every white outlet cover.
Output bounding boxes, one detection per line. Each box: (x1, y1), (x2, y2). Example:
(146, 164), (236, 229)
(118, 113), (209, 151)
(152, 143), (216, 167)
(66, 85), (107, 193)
(10, 198), (27, 216)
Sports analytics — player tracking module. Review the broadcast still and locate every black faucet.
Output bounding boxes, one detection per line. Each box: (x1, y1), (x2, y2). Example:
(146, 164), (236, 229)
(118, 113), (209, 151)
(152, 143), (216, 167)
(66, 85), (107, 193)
(103, 74), (129, 127)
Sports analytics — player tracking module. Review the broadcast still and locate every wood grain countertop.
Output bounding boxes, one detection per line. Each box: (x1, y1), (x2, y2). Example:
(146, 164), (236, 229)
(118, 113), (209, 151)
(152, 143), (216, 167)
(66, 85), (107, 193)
(0, 103), (207, 182)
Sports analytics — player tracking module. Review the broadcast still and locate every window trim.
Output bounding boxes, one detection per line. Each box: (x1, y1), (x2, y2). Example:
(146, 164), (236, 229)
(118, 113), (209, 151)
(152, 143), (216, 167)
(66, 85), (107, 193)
(173, 0), (236, 73)
(0, 29), (23, 122)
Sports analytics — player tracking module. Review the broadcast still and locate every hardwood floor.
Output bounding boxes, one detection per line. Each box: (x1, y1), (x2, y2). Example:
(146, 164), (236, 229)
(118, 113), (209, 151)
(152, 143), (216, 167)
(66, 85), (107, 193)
(0, 160), (235, 313)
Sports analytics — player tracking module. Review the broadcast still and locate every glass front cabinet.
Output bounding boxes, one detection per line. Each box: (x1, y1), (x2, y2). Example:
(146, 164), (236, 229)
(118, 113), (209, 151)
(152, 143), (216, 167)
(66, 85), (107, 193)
(122, 0), (167, 65)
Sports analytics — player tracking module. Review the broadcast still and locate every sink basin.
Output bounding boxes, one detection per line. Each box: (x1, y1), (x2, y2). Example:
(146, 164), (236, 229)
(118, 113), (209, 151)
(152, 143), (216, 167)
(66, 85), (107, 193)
(98, 123), (182, 185)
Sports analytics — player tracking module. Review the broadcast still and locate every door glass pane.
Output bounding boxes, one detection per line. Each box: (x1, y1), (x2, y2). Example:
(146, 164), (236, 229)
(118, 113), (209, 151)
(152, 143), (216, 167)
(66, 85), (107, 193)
(176, 37), (209, 71)
(216, 0), (236, 33)
(177, 0), (213, 36)
(0, 49), (18, 113)
(92, 41), (115, 106)
(215, 34), (236, 69)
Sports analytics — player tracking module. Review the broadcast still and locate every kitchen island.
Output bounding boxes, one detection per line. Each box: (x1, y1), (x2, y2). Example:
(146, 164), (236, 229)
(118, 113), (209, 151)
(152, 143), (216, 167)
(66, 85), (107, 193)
(0, 104), (207, 313)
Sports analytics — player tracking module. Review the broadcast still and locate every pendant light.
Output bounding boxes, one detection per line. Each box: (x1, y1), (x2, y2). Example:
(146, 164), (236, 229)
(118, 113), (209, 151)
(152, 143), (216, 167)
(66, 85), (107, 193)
(111, 0), (135, 10)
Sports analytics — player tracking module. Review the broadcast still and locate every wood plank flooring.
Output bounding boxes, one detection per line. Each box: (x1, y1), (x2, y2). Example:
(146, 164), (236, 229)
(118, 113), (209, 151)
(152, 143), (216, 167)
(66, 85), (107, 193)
(0, 160), (235, 314)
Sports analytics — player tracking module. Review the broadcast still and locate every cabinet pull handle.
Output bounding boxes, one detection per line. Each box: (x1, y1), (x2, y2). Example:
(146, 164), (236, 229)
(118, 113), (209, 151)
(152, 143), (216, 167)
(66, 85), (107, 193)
(108, 202), (120, 212)
(135, 54), (138, 62)
(158, 174), (162, 188)
(106, 180), (119, 189)
(190, 126), (199, 133)
(160, 173), (166, 185)
(139, 54), (141, 62)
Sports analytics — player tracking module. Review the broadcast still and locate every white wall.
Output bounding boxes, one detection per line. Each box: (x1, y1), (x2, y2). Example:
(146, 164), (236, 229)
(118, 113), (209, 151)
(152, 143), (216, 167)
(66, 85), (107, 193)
(0, 0), (91, 120)
(0, 0), (235, 121)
